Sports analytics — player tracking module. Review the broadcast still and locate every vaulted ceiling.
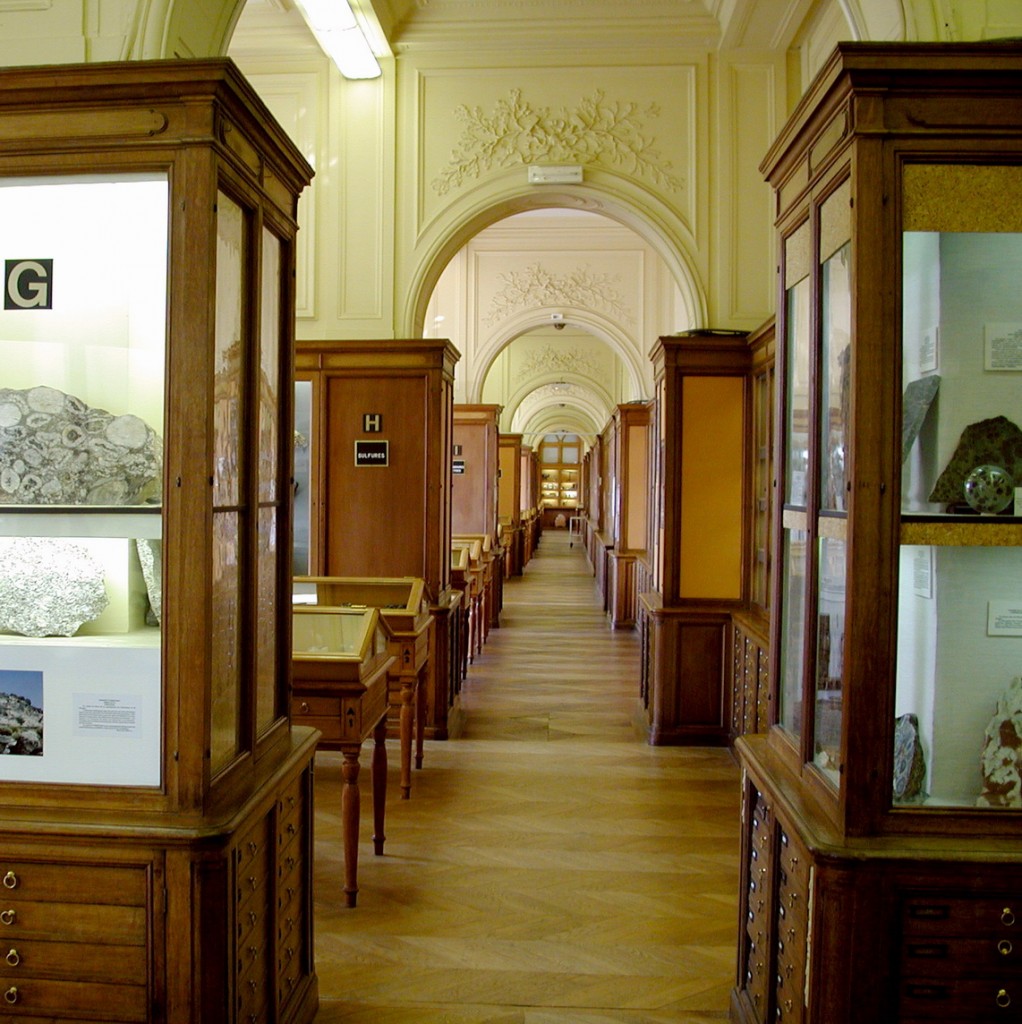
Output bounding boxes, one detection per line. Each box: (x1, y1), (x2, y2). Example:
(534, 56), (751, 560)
(356, 0), (820, 53)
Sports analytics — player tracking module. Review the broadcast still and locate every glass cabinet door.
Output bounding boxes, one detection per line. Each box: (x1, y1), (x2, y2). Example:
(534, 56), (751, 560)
(0, 172), (168, 787)
(896, 163), (1022, 812)
(776, 181), (852, 790)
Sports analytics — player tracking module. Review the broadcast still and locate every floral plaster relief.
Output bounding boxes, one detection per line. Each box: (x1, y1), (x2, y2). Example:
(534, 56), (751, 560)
(514, 343), (609, 386)
(430, 86), (688, 197)
(484, 262), (634, 327)
(423, 65), (696, 211)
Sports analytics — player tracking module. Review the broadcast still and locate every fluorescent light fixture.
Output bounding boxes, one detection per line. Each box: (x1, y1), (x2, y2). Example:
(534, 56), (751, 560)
(294, 0), (382, 80)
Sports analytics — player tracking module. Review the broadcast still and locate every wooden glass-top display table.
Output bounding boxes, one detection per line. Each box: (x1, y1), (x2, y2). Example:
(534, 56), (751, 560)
(294, 576), (433, 799)
(292, 605), (395, 907)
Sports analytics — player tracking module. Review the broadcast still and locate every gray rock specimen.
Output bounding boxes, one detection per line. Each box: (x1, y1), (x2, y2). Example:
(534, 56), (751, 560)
(0, 537), (109, 637)
(0, 691), (42, 755)
(0, 385), (162, 505)
(136, 538), (162, 625)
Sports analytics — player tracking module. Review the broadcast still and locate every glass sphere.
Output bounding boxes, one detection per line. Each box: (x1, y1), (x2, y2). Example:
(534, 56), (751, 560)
(963, 464), (1014, 514)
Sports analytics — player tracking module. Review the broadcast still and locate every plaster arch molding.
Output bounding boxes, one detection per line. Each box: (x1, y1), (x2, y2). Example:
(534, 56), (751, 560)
(510, 382), (608, 444)
(472, 308), (648, 407)
(403, 176), (707, 343)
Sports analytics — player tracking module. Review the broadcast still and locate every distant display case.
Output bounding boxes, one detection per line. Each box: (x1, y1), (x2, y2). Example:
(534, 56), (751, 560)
(294, 576), (433, 798)
(732, 43), (1022, 1024)
(0, 60), (316, 1022)
(538, 434), (582, 508)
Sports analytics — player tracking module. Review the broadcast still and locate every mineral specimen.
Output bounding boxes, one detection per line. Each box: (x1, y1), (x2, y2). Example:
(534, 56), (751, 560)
(0, 385), (162, 505)
(0, 537), (109, 637)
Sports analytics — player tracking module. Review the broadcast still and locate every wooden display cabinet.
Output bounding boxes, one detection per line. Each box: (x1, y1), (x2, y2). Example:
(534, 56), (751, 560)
(498, 433), (524, 576)
(294, 339), (462, 740)
(638, 330), (751, 745)
(731, 317), (776, 743)
(732, 43), (1022, 1024)
(602, 402), (650, 629)
(0, 60), (316, 1021)
(294, 576), (433, 799)
(291, 606), (394, 908)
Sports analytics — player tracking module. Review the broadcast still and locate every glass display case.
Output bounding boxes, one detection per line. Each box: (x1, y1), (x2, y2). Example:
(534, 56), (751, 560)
(292, 605), (388, 663)
(0, 60), (316, 1023)
(294, 576), (433, 797)
(733, 43), (1022, 1024)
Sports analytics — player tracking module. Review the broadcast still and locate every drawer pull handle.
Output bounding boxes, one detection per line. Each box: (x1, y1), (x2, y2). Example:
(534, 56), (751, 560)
(4, 949), (18, 967)
(300, 702), (310, 714)
(999, 940), (1013, 956)
(0, 910), (15, 926)
(248, 841), (258, 855)
(997, 989), (1011, 1009)
(248, 876), (258, 890)
(1, 873), (16, 891)
(1003, 908), (1016, 927)
(287, 823), (296, 836)
(3, 987), (16, 1005)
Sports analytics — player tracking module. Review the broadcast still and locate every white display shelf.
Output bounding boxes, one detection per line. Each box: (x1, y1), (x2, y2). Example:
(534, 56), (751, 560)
(0, 507), (162, 540)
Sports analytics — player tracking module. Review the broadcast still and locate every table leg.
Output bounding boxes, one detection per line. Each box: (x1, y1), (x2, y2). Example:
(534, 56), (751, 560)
(399, 674), (414, 799)
(341, 746), (361, 908)
(415, 664), (426, 771)
(372, 716), (387, 856)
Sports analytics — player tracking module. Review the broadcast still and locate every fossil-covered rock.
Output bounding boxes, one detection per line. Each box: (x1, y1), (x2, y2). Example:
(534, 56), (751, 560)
(0, 385), (162, 505)
(0, 537), (109, 638)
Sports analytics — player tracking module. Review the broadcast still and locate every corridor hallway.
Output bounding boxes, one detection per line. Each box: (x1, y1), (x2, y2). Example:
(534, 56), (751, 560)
(313, 528), (742, 1023)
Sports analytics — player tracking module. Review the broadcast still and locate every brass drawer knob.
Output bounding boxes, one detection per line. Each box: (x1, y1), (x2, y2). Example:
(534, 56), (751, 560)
(1, 873), (16, 891)
(997, 989), (1011, 1009)
(4, 949), (18, 967)
(1003, 908), (1016, 927)
(999, 939), (1013, 956)
(300, 702), (310, 714)
(0, 910), (15, 926)
(3, 987), (16, 1005)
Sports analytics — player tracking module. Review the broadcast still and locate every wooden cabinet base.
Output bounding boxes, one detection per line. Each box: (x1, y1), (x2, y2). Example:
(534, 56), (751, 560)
(0, 730), (319, 1023)
(733, 735), (1022, 1024)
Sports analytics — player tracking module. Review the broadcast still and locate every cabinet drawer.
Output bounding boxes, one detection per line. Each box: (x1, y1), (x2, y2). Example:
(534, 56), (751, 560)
(902, 935), (1022, 975)
(0, 937), (145, 983)
(0, 974), (146, 1021)
(236, 815), (272, 879)
(900, 977), (1019, 1019)
(292, 696), (340, 718)
(235, 962), (269, 1023)
(0, 863), (146, 906)
(235, 824), (271, 912)
(903, 896), (1021, 937)
(0, 900), (145, 944)
(291, 712), (343, 742)
(777, 828), (809, 891)
(277, 775), (305, 846)
(774, 962), (804, 1023)
(278, 855), (304, 917)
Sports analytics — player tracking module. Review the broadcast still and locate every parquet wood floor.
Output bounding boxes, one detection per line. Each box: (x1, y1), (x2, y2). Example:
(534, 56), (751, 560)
(312, 528), (741, 1023)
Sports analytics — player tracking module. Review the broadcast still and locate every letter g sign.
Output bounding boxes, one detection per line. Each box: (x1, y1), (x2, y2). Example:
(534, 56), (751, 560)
(5, 259), (53, 309)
